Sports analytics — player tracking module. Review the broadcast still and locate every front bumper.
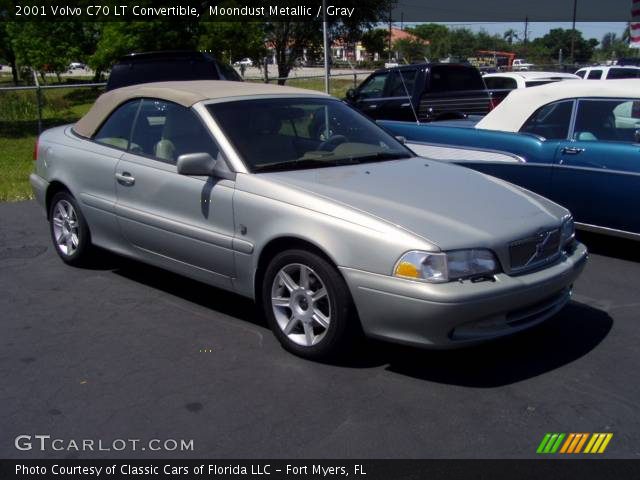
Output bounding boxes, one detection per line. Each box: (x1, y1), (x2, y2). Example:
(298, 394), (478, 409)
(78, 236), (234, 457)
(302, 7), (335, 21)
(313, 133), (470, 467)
(340, 242), (588, 348)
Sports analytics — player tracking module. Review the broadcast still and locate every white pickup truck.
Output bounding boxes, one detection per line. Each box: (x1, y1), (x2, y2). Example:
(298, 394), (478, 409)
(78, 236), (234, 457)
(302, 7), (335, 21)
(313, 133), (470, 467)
(512, 59), (535, 71)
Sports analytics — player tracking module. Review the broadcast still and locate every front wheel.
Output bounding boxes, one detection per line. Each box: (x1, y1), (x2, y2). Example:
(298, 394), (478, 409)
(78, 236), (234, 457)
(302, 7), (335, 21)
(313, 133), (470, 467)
(262, 249), (357, 360)
(49, 191), (93, 266)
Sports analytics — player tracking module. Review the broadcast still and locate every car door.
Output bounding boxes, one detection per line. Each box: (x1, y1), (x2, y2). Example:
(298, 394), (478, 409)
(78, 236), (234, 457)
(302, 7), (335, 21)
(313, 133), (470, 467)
(551, 98), (640, 234)
(114, 98), (237, 287)
(376, 69), (420, 121)
(352, 71), (391, 120)
(78, 99), (141, 249)
(497, 99), (575, 199)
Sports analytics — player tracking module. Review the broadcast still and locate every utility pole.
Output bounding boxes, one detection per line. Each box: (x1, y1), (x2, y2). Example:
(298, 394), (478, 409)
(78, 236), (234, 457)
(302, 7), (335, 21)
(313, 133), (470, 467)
(388, 6), (392, 62)
(570, 0), (578, 64)
(523, 16), (529, 57)
(322, 0), (330, 93)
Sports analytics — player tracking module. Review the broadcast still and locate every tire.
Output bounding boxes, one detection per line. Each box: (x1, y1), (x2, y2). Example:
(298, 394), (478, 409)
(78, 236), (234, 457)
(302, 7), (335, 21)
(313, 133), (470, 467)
(261, 249), (358, 360)
(49, 191), (93, 266)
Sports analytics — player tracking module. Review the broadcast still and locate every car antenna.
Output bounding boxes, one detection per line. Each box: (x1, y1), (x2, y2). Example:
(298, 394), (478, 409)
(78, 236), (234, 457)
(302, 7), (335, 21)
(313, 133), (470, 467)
(397, 69), (420, 125)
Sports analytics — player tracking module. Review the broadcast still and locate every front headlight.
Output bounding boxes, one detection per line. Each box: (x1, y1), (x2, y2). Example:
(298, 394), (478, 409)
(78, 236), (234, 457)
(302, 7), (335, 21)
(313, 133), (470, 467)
(394, 249), (499, 283)
(561, 216), (575, 245)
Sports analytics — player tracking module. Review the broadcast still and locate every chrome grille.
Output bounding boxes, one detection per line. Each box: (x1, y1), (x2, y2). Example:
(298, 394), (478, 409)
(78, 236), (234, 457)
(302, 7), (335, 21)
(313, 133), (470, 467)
(509, 228), (561, 272)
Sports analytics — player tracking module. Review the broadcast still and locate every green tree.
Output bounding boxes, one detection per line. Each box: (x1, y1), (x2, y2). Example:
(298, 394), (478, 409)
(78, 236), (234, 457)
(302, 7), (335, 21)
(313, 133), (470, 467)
(503, 29), (519, 45)
(360, 28), (388, 59)
(531, 28), (598, 64)
(409, 23), (449, 60)
(393, 39), (428, 63)
(7, 21), (90, 83)
(0, 21), (19, 84)
(89, 21), (199, 74)
(198, 22), (267, 66)
(596, 31), (633, 61)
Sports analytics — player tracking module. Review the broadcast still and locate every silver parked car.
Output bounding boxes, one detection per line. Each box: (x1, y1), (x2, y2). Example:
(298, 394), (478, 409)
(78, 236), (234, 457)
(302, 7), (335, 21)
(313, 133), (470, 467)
(30, 81), (587, 359)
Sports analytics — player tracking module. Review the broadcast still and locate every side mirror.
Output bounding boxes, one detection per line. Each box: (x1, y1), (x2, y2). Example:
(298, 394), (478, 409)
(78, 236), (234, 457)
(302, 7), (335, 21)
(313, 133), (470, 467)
(177, 152), (217, 176)
(395, 135), (407, 144)
(345, 88), (357, 101)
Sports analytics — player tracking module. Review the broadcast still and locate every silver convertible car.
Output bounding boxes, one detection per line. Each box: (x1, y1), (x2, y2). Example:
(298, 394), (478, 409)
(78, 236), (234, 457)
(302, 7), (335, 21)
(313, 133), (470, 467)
(30, 81), (587, 359)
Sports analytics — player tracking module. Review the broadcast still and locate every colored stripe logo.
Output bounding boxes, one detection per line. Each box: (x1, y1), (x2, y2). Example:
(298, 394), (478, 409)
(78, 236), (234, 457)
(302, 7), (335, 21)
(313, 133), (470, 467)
(537, 433), (613, 454)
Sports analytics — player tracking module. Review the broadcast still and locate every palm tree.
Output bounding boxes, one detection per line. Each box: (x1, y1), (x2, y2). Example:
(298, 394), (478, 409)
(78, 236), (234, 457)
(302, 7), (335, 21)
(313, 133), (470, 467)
(503, 29), (519, 45)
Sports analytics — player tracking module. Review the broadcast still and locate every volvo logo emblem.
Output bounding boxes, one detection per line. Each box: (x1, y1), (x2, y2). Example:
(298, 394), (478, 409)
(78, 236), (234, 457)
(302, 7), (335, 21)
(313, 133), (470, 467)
(525, 231), (553, 266)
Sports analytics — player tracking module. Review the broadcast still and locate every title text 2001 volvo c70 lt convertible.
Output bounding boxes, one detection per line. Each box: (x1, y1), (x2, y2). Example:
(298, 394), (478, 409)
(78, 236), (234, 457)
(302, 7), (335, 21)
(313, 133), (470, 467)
(30, 81), (587, 359)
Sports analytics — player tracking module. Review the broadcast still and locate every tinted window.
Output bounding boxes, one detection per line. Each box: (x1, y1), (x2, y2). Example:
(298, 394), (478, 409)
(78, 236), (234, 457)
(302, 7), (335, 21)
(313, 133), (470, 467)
(107, 59), (226, 90)
(429, 66), (485, 92)
(358, 73), (389, 99)
(520, 100), (574, 139)
(129, 99), (218, 164)
(575, 70), (586, 78)
(525, 80), (557, 87)
(217, 61), (242, 81)
(484, 77), (518, 90)
(586, 69), (603, 79)
(607, 68), (640, 79)
(573, 99), (640, 143)
(386, 69), (419, 97)
(93, 99), (140, 149)
(207, 98), (411, 172)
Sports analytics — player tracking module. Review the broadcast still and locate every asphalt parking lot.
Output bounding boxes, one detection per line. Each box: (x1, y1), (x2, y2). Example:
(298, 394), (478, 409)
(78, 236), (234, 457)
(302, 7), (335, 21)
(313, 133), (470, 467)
(1, 200), (639, 459)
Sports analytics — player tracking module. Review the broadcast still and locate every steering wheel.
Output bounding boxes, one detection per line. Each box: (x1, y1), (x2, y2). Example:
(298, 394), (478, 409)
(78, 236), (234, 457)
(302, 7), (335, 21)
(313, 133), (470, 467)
(317, 135), (347, 151)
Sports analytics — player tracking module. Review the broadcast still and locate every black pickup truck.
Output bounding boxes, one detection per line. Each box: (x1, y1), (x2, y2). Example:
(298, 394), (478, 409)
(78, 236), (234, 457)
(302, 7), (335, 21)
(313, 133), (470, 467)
(345, 63), (492, 122)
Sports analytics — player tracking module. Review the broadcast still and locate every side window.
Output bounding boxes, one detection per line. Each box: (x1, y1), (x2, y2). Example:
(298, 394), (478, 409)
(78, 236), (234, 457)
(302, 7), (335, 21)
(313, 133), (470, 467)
(607, 68), (640, 79)
(586, 69), (603, 79)
(575, 70), (586, 78)
(573, 99), (640, 143)
(358, 73), (389, 99)
(520, 100), (574, 140)
(129, 99), (219, 164)
(386, 69), (418, 97)
(93, 99), (140, 150)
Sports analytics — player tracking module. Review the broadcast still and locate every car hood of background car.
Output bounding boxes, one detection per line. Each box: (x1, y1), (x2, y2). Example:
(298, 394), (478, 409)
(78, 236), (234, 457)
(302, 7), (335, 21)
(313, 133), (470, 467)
(253, 157), (568, 250)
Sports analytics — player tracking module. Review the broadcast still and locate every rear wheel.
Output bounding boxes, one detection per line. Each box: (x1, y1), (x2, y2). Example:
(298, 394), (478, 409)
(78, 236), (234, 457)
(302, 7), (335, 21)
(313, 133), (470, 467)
(49, 191), (93, 266)
(262, 249), (357, 360)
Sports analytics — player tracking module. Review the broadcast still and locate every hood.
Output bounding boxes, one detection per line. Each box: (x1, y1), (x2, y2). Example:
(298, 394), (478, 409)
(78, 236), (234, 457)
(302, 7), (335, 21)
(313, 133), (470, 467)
(261, 157), (567, 251)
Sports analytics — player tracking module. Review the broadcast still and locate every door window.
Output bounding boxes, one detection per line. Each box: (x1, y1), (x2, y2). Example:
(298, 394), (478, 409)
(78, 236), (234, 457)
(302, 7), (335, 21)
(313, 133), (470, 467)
(93, 99), (141, 150)
(586, 69), (603, 79)
(573, 99), (640, 143)
(358, 73), (389, 99)
(386, 69), (419, 97)
(520, 100), (574, 139)
(129, 99), (219, 164)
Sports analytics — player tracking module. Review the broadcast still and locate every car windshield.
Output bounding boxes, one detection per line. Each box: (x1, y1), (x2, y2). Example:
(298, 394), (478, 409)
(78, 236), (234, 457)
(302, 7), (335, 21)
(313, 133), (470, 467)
(206, 98), (412, 172)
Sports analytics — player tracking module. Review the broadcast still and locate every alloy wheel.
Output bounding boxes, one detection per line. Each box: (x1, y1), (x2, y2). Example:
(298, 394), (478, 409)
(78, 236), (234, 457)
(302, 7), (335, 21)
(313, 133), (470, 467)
(52, 199), (80, 256)
(270, 263), (332, 347)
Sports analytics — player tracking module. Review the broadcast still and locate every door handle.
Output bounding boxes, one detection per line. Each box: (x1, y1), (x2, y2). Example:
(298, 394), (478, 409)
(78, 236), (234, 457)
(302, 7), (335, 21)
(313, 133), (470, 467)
(561, 147), (585, 155)
(115, 172), (135, 186)
(366, 104), (378, 109)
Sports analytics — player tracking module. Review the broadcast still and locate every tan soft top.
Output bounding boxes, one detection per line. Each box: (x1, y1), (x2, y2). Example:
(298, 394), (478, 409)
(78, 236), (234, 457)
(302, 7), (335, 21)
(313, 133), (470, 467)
(74, 80), (328, 138)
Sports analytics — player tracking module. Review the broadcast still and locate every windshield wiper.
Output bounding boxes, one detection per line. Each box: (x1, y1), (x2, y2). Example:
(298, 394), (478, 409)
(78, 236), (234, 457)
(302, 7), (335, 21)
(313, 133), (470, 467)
(254, 158), (339, 173)
(345, 151), (413, 164)
(253, 152), (412, 173)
